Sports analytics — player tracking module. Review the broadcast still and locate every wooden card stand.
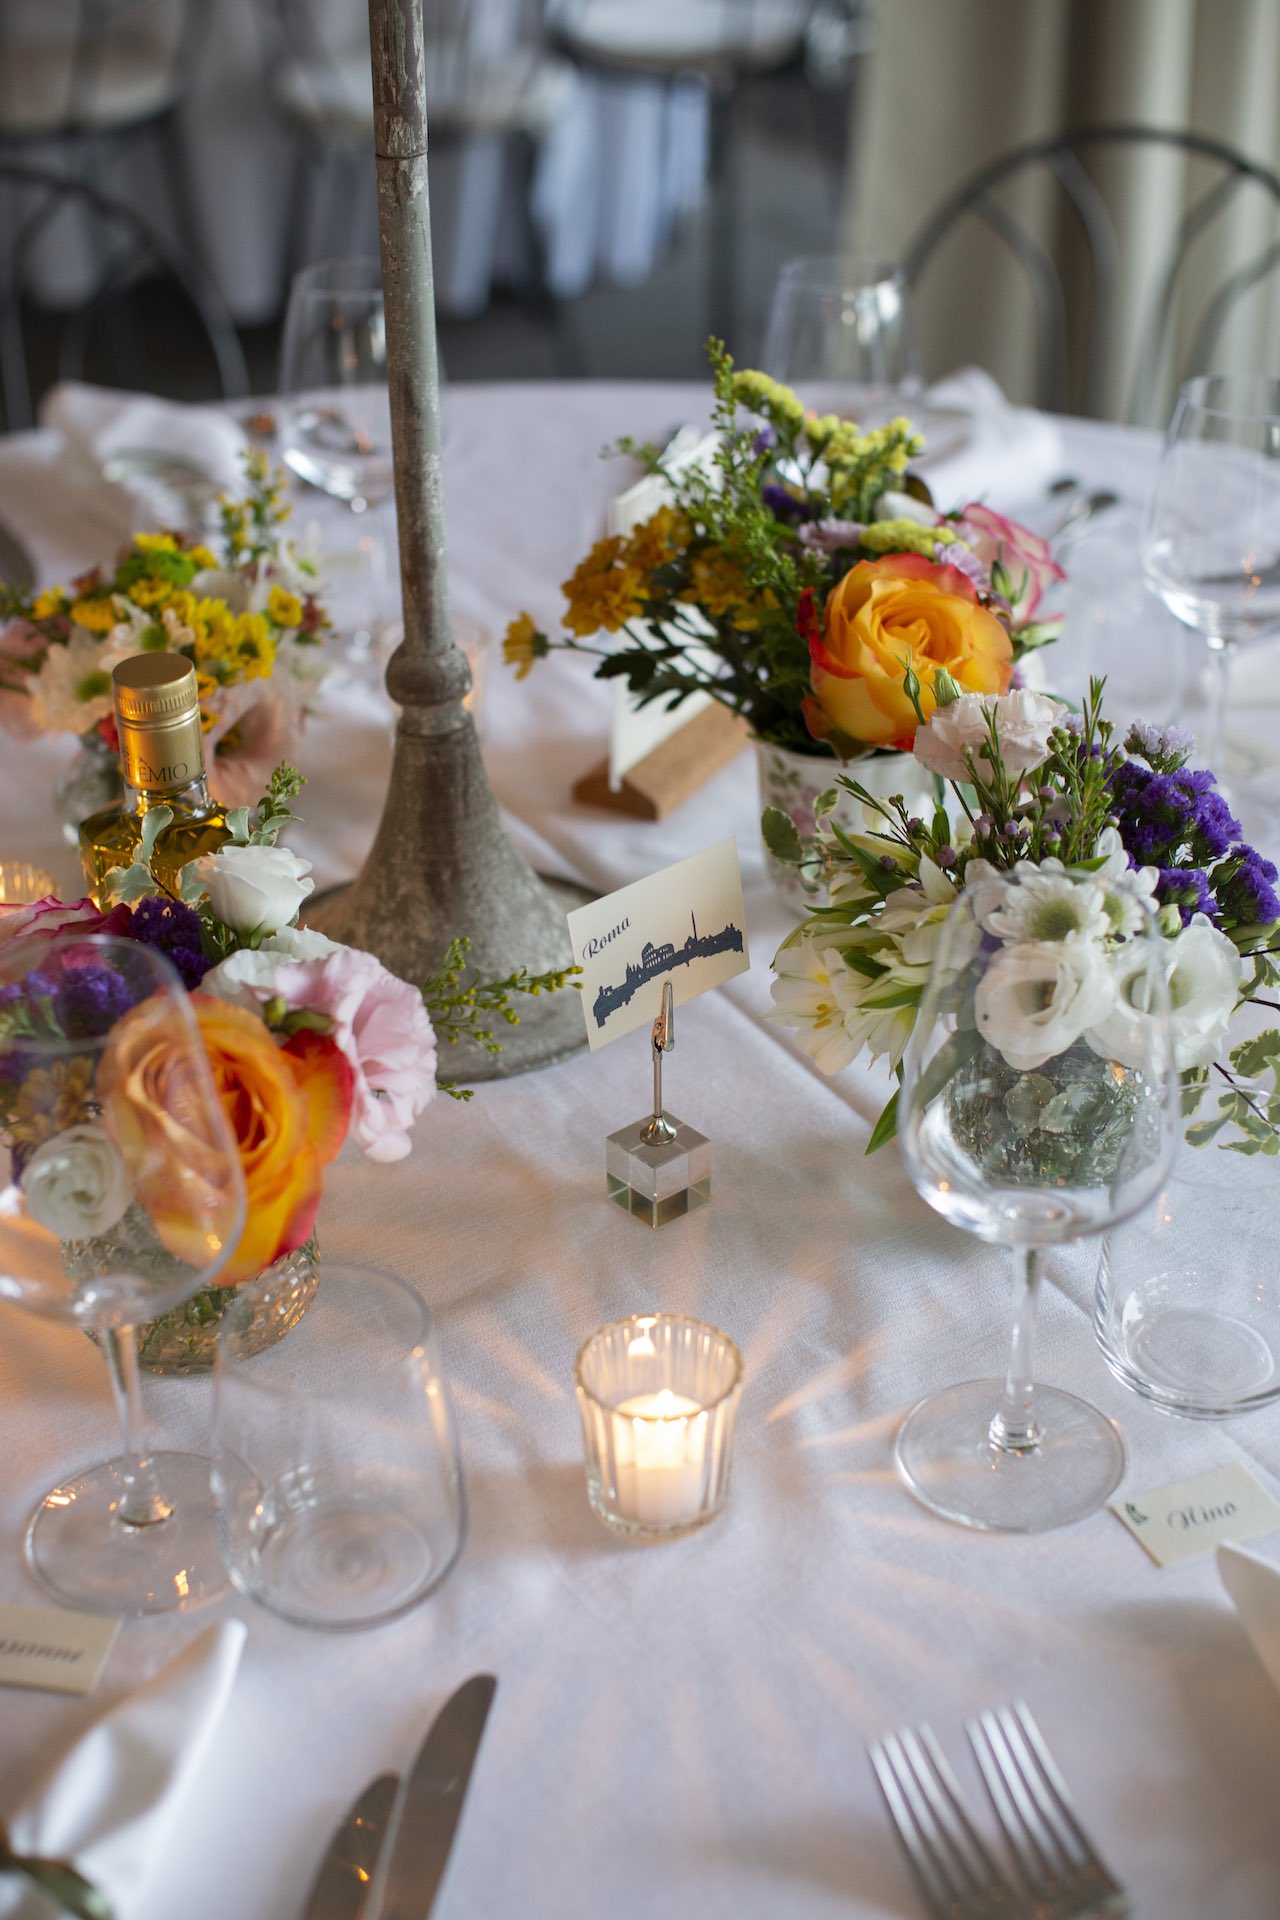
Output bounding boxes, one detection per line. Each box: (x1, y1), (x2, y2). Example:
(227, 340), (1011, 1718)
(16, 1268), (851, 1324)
(572, 704), (751, 820)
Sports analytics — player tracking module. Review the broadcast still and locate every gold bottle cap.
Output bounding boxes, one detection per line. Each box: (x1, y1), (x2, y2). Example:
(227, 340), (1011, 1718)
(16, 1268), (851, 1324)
(112, 653), (207, 796)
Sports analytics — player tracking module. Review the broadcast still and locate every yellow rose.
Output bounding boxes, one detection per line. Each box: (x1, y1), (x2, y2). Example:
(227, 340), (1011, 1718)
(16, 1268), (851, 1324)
(805, 555), (1012, 749)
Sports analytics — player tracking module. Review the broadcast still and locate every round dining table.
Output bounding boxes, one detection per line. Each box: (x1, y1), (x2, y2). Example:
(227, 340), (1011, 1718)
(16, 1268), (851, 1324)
(0, 378), (1278, 1920)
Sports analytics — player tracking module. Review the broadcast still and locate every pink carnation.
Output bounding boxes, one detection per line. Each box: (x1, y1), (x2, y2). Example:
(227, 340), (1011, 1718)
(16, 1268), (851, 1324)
(959, 503), (1065, 620)
(0, 895), (132, 951)
(274, 945), (437, 1161)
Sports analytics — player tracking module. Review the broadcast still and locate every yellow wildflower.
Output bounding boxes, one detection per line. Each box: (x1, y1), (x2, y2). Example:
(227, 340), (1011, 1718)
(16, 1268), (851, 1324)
(69, 596), (119, 633)
(235, 612), (275, 677)
(9, 1058), (94, 1150)
(859, 518), (957, 558)
(132, 532), (179, 554)
(267, 585), (303, 629)
(502, 612), (548, 680)
(679, 549), (758, 621)
(624, 507), (690, 574)
(128, 577), (171, 610)
(33, 589), (68, 620)
(186, 545), (218, 570)
(561, 538), (647, 636)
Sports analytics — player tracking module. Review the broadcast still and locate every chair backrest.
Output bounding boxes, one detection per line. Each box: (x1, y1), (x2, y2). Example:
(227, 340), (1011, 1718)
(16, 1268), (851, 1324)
(902, 124), (1280, 426)
(0, 0), (192, 143)
(0, 158), (247, 430)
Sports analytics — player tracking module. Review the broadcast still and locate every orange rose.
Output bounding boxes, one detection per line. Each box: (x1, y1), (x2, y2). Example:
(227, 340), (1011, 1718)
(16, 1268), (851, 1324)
(100, 994), (352, 1286)
(804, 554), (1013, 749)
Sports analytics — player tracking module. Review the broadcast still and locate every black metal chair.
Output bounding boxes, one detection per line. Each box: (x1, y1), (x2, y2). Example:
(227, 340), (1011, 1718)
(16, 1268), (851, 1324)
(902, 124), (1280, 424)
(0, 159), (248, 422)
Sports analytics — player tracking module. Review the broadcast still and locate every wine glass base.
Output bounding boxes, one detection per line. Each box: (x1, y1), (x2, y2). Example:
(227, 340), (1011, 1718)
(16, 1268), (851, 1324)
(894, 1379), (1126, 1533)
(25, 1452), (229, 1617)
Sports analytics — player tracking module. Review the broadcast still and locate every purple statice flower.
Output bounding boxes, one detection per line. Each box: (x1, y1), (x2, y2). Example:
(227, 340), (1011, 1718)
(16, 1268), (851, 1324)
(1216, 848), (1280, 929)
(760, 482), (813, 524)
(799, 518), (866, 553)
(1156, 865), (1217, 926)
(1124, 720), (1195, 770)
(127, 897), (209, 989)
(54, 963), (138, 1039)
(1188, 782), (1241, 860)
(751, 425), (776, 455)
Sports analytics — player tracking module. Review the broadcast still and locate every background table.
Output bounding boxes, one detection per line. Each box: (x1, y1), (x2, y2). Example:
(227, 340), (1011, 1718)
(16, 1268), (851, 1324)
(1, 384), (1280, 1919)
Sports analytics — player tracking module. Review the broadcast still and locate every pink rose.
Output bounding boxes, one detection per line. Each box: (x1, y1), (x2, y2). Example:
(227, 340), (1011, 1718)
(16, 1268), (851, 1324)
(274, 944), (437, 1162)
(959, 503), (1065, 620)
(0, 896), (132, 951)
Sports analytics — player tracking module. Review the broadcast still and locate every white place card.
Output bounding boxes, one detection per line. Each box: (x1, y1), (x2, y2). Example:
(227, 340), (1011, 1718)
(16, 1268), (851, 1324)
(0, 1603), (120, 1695)
(567, 840), (749, 1050)
(1111, 1463), (1280, 1568)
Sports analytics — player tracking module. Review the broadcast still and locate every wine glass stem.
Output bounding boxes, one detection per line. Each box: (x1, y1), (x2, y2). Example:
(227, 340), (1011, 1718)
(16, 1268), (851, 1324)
(1205, 635), (1235, 776)
(102, 1325), (174, 1528)
(989, 1247), (1043, 1454)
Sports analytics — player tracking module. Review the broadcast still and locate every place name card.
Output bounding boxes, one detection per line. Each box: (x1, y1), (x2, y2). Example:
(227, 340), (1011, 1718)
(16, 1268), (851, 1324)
(566, 839), (749, 1050)
(1111, 1463), (1280, 1568)
(0, 1603), (120, 1695)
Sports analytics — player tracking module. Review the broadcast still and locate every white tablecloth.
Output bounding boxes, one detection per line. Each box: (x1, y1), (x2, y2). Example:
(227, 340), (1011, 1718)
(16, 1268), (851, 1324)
(1, 384), (1280, 1920)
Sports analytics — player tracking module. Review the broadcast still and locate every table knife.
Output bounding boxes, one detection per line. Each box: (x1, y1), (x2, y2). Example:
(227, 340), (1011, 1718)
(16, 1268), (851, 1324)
(302, 1771), (400, 1920)
(378, 1674), (497, 1920)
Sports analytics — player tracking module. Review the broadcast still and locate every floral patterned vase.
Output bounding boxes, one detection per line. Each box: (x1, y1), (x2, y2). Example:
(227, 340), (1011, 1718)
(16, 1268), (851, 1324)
(71, 1216), (320, 1376)
(754, 738), (935, 910)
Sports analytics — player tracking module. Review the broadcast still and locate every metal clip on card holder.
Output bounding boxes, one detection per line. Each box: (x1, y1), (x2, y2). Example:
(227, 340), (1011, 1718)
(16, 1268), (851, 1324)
(606, 983), (711, 1227)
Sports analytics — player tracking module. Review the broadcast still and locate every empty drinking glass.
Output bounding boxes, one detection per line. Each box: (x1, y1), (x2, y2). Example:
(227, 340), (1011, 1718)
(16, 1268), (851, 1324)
(214, 1264), (465, 1630)
(762, 253), (923, 426)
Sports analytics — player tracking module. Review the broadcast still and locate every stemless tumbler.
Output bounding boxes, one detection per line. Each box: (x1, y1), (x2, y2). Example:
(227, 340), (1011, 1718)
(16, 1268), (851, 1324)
(214, 1264), (465, 1630)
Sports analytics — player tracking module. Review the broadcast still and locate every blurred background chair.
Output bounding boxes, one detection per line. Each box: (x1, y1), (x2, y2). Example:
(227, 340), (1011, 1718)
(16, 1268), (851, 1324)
(903, 125), (1280, 425)
(0, 0), (242, 427)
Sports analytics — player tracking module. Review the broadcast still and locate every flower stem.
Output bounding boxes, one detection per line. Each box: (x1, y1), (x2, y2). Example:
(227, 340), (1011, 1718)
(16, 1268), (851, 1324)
(101, 1326), (173, 1528)
(989, 1247), (1043, 1454)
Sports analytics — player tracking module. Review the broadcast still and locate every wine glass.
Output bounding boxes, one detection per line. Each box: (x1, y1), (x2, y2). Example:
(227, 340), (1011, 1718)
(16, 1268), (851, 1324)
(761, 252), (923, 427)
(895, 869), (1180, 1532)
(277, 256), (397, 668)
(0, 934), (247, 1613)
(1142, 373), (1280, 784)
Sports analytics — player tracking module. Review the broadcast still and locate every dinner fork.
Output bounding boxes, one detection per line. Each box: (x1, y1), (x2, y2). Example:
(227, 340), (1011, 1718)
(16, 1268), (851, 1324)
(966, 1704), (1131, 1919)
(869, 1724), (1025, 1918)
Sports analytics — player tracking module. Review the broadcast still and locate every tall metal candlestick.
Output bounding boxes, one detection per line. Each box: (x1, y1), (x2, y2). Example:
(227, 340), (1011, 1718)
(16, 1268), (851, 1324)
(309, 0), (585, 1078)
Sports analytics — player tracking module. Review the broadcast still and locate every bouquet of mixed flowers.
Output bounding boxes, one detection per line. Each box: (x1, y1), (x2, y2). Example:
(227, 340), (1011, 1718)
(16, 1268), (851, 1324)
(501, 345), (1064, 762)
(767, 677), (1280, 1153)
(0, 453), (329, 809)
(0, 767), (578, 1291)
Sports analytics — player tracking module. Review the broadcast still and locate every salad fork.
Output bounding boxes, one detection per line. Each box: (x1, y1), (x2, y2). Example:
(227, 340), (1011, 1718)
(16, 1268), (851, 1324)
(966, 1704), (1131, 1919)
(869, 1724), (1024, 1918)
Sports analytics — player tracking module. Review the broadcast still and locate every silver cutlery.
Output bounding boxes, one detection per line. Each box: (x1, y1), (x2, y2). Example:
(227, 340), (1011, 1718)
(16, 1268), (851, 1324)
(967, 1704), (1130, 1920)
(304, 1674), (496, 1920)
(869, 1723), (1024, 1919)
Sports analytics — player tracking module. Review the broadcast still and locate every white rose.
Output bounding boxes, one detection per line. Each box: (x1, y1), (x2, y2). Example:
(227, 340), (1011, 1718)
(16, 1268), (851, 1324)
(194, 843), (315, 940)
(23, 1124), (133, 1240)
(914, 689), (1068, 783)
(975, 938), (1116, 1071)
(202, 923), (340, 1011)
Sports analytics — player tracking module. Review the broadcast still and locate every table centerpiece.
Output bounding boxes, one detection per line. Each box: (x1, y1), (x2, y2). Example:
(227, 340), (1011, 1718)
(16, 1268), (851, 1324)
(0, 764), (578, 1373)
(0, 452), (331, 827)
(501, 344), (1064, 901)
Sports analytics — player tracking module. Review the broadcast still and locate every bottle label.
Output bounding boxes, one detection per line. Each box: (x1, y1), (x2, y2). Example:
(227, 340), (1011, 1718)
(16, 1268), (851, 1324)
(118, 710), (208, 796)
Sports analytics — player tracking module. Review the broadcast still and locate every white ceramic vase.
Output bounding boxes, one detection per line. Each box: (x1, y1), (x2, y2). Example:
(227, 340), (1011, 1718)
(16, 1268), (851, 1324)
(754, 738), (933, 910)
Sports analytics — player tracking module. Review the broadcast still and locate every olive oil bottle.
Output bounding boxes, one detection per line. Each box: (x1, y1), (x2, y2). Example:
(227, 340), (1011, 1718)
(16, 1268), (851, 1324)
(79, 654), (230, 902)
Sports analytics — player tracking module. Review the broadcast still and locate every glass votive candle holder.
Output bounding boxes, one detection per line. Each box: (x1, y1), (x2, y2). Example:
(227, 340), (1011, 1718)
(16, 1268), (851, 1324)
(0, 861), (55, 904)
(574, 1314), (743, 1540)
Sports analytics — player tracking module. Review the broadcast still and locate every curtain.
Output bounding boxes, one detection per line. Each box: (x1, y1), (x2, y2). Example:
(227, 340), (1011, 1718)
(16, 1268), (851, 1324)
(843, 0), (1280, 423)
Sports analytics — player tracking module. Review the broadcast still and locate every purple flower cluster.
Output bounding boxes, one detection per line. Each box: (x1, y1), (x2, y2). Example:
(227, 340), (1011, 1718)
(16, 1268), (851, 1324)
(761, 482), (815, 525)
(126, 897), (209, 990)
(1216, 849), (1280, 930)
(1111, 734), (1280, 930)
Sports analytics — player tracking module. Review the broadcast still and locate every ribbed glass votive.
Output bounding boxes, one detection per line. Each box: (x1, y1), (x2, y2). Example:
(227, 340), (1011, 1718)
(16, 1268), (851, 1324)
(0, 861), (55, 904)
(574, 1314), (743, 1540)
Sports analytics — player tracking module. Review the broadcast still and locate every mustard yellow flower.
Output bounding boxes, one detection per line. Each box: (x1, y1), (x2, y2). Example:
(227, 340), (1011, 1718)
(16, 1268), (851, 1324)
(128, 577), (171, 610)
(502, 612), (548, 680)
(624, 507), (690, 574)
(561, 538), (647, 636)
(234, 612), (276, 677)
(679, 549), (756, 621)
(9, 1059), (94, 1150)
(185, 545), (218, 570)
(132, 532), (179, 554)
(33, 589), (68, 620)
(69, 596), (119, 634)
(267, 586), (303, 628)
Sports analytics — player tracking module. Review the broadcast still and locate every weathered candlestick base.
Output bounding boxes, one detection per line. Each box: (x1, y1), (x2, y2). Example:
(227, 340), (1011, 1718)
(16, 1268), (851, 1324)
(306, 708), (586, 1080)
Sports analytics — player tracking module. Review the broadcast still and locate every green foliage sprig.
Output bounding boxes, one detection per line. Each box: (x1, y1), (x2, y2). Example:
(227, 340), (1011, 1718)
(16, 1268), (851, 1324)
(422, 937), (583, 1100)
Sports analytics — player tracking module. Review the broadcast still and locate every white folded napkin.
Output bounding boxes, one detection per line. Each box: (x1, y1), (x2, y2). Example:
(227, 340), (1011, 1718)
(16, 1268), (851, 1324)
(1218, 1543), (1280, 1695)
(0, 1620), (246, 1920)
(39, 384), (250, 542)
(917, 366), (1067, 516)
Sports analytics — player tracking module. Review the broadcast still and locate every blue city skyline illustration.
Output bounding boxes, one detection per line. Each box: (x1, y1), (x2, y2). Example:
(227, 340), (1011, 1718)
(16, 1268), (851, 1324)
(592, 911), (744, 1028)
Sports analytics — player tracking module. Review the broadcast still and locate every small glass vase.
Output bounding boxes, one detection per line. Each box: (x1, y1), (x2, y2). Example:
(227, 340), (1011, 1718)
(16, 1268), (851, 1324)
(1095, 1131), (1280, 1419)
(754, 737), (933, 909)
(69, 1210), (320, 1376)
(54, 732), (123, 847)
